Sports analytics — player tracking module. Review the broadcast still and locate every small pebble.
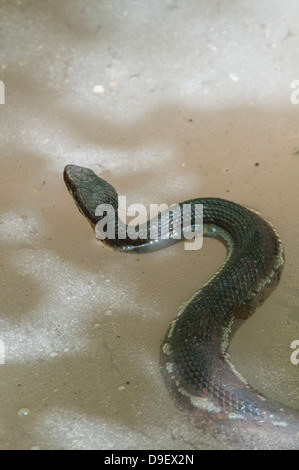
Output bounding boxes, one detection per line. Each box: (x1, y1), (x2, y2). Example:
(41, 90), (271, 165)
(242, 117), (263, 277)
(18, 408), (31, 418)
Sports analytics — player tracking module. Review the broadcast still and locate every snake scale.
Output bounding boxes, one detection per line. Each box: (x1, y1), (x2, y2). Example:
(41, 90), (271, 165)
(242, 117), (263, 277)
(64, 164), (298, 449)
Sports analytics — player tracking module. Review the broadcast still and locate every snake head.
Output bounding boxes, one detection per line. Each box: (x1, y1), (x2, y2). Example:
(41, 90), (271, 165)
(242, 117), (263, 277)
(64, 165), (119, 228)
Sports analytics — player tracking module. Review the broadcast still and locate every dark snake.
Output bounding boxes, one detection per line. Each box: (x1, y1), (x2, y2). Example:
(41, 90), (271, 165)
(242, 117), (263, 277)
(64, 164), (299, 449)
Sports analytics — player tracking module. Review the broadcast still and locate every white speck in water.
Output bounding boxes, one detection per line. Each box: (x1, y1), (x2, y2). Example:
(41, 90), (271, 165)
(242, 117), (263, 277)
(208, 44), (218, 52)
(118, 385), (125, 391)
(105, 279), (110, 283)
(229, 73), (239, 82)
(18, 408), (31, 418)
(93, 85), (105, 94)
(105, 310), (112, 316)
(272, 420), (288, 428)
(228, 412), (245, 421)
(50, 352), (58, 358)
(93, 323), (100, 329)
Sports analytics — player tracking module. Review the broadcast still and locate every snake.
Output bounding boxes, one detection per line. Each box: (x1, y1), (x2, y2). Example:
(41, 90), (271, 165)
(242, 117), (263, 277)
(64, 164), (299, 449)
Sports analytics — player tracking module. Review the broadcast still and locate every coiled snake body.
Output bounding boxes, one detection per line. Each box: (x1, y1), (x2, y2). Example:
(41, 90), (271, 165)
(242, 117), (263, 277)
(64, 164), (298, 449)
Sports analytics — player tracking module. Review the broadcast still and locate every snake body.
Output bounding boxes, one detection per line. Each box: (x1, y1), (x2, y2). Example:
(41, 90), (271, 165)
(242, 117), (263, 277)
(64, 164), (298, 449)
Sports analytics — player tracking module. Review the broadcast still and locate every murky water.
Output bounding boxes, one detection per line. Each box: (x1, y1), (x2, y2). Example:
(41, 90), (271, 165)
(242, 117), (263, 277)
(0, 0), (298, 450)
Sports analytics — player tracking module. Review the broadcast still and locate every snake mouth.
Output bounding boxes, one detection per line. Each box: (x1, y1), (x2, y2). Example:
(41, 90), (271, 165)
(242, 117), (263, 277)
(64, 165), (97, 227)
(63, 165), (83, 202)
(63, 165), (79, 198)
